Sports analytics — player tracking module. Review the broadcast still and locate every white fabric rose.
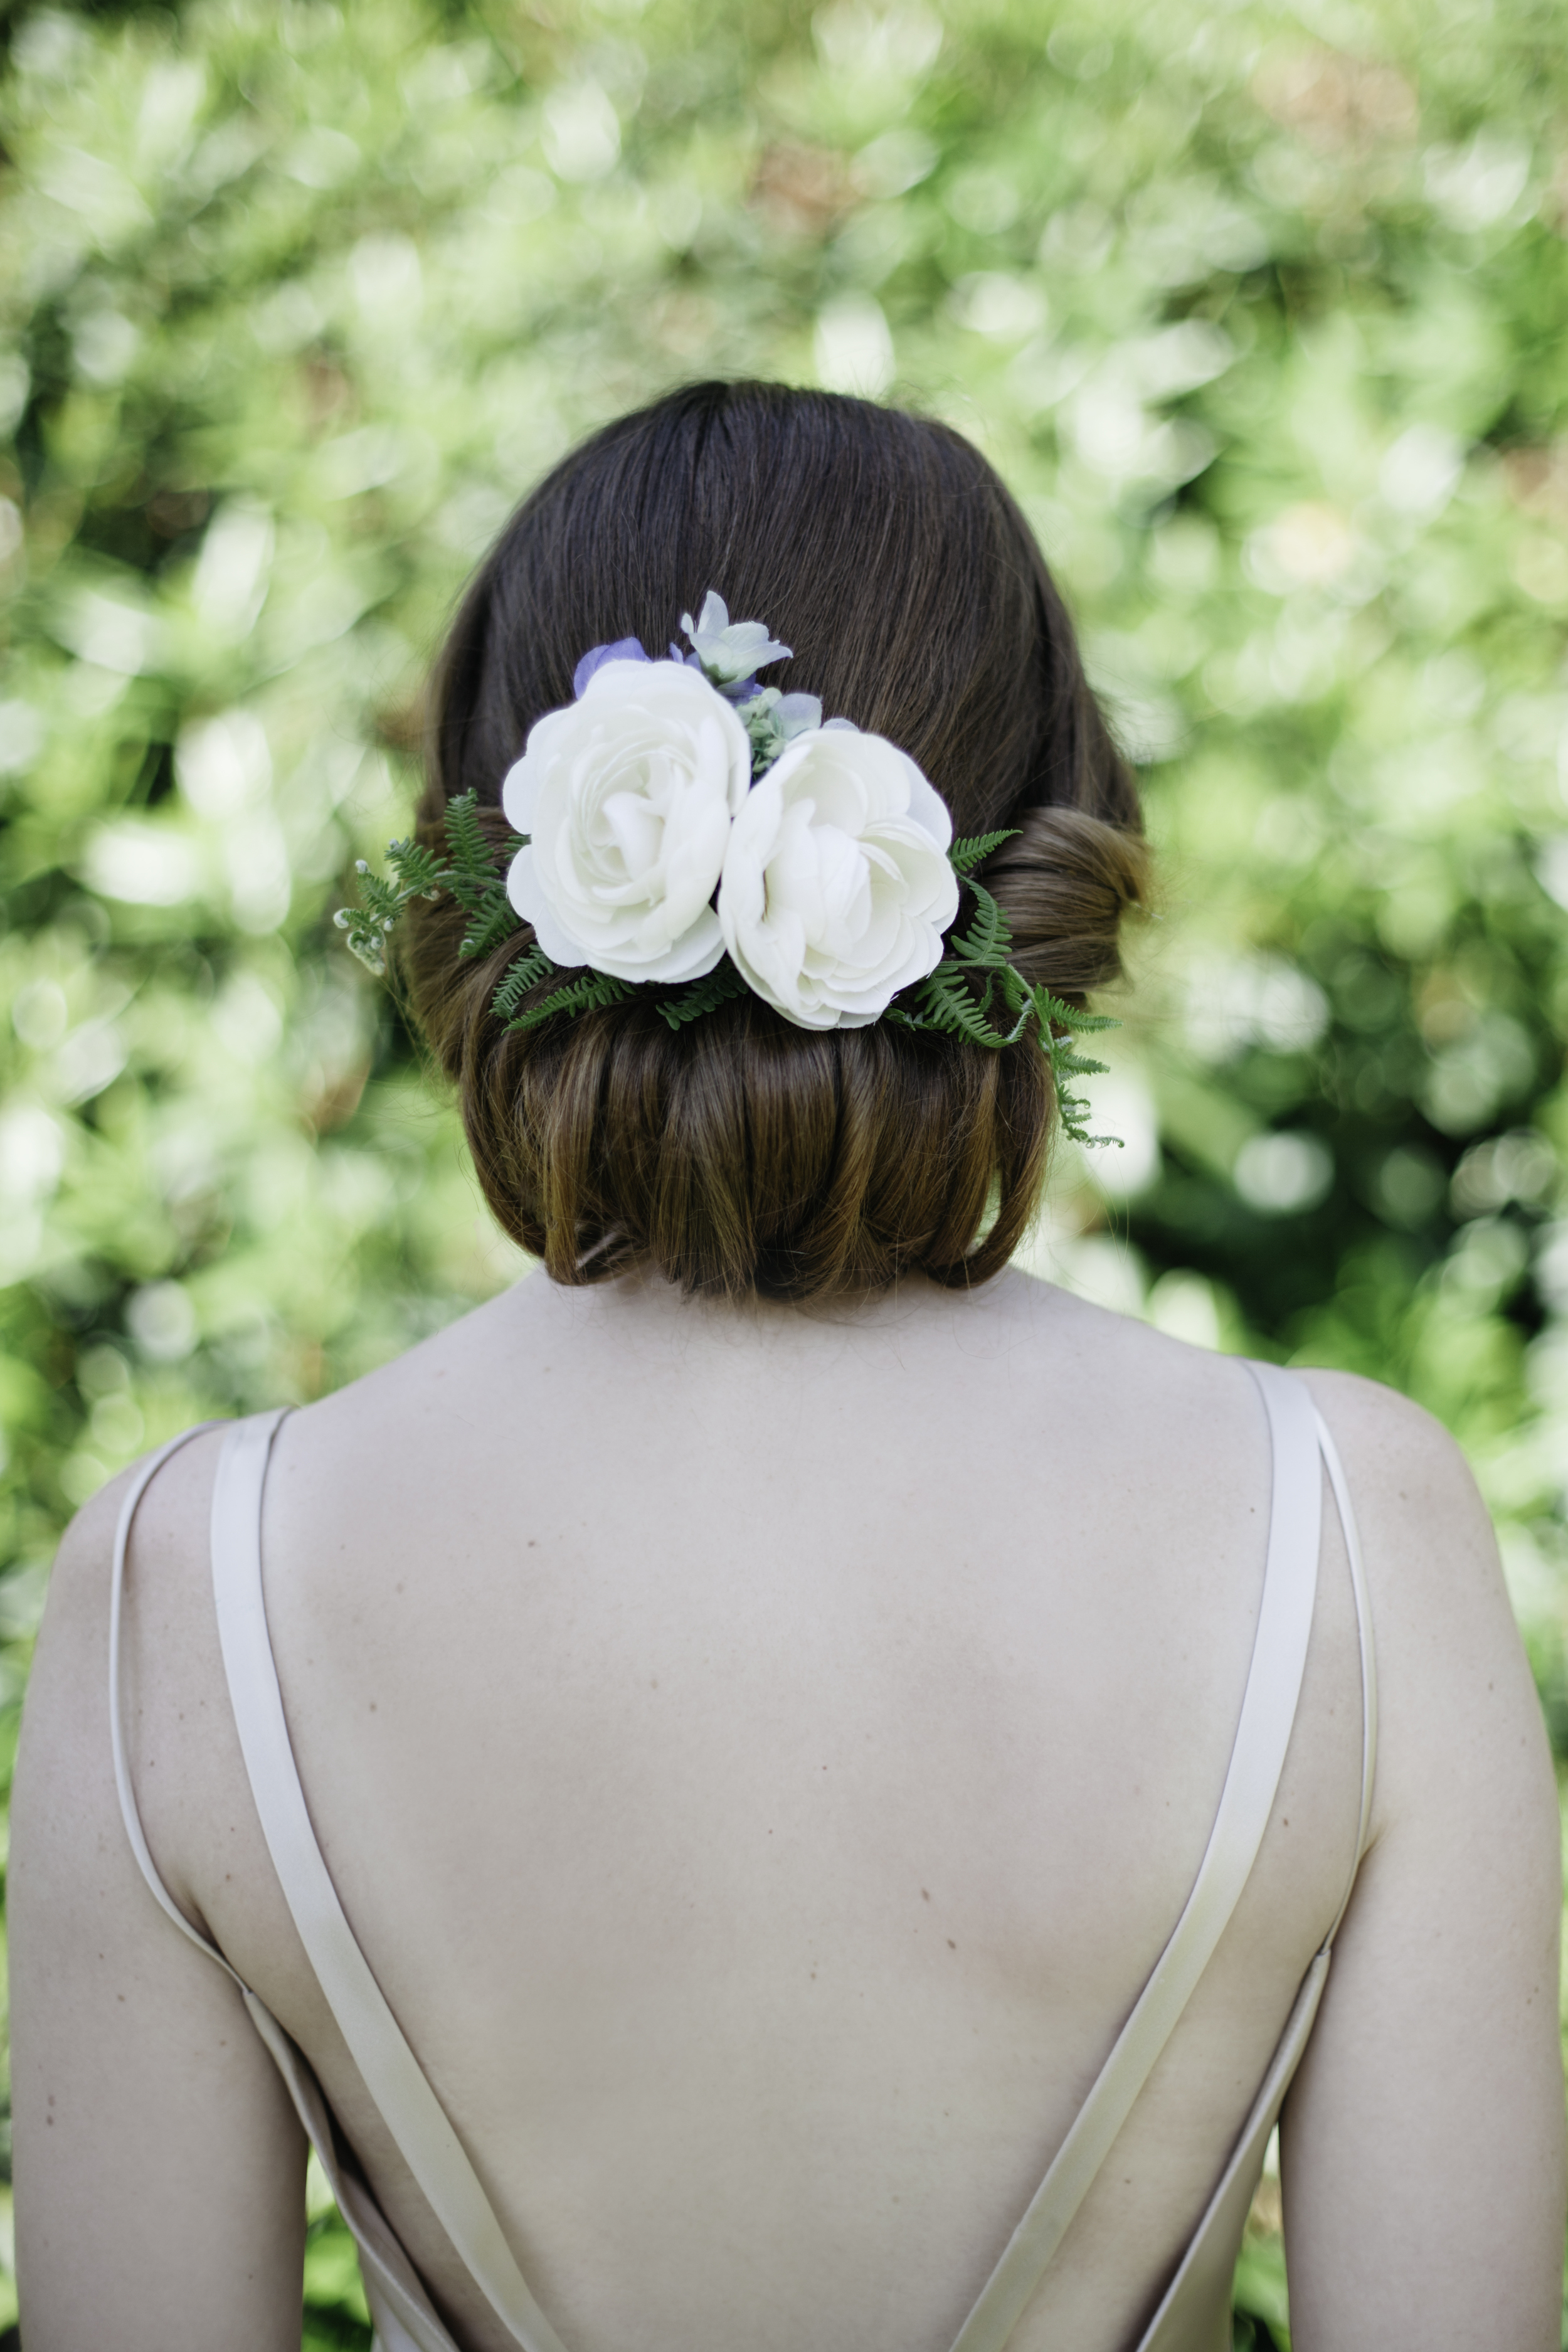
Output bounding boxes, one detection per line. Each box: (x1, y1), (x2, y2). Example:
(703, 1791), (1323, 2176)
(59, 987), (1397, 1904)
(502, 658), (751, 983)
(718, 726), (960, 1029)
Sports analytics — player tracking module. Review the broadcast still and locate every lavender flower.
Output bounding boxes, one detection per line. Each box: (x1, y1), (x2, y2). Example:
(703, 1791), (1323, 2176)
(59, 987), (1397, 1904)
(573, 637), (650, 698)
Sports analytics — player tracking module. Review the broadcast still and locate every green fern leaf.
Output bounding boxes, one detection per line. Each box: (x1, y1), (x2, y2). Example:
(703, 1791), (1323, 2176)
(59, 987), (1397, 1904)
(945, 879), (1014, 967)
(442, 788), (489, 869)
(657, 961), (748, 1030)
(333, 904), (392, 975)
(386, 839), (443, 896)
(356, 870), (403, 923)
(491, 945), (558, 1020)
(1036, 988), (1118, 1036)
(913, 966), (1014, 1049)
(993, 963), (1029, 1013)
(458, 891), (522, 960)
(948, 829), (1019, 874)
(507, 970), (633, 1030)
(438, 790), (506, 911)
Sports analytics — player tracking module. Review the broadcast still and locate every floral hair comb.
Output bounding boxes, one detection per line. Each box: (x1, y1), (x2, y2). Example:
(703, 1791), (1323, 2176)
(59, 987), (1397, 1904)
(337, 592), (1118, 1145)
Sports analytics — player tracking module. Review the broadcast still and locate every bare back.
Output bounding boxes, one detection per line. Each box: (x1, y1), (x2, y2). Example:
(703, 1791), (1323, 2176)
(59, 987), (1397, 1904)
(10, 1266), (1564, 2350)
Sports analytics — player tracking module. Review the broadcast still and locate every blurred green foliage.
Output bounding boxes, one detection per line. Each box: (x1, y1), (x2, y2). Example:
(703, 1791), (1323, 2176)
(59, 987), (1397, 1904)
(0, 0), (1564, 2341)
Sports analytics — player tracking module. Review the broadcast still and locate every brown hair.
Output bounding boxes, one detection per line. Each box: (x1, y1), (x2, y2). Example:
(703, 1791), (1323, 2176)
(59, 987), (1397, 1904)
(401, 382), (1147, 1300)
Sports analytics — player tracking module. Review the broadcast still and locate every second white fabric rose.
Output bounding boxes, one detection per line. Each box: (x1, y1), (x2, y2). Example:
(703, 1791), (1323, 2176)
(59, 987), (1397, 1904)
(718, 726), (960, 1029)
(503, 659), (751, 983)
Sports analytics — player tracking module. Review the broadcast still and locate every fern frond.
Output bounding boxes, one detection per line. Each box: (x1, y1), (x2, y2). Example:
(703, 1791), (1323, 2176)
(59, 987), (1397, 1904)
(458, 893), (523, 960)
(385, 839), (444, 896)
(490, 945), (558, 1020)
(333, 903), (393, 975)
(506, 971), (633, 1030)
(948, 829), (1019, 874)
(912, 966), (1015, 1049)
(1036, 988), (1117, 1036)
(337, 793), (522, 993)
(657, 960), (748, 1030)
(335, 857), (426, 975)
(442, 787), (492, 874)
(353, 869), (402, 921)
(948, 879), (1015, 968)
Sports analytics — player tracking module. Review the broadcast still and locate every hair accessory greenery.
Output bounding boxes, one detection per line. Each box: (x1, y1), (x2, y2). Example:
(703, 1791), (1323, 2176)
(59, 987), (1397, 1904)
(337, 593), (1120, 1148)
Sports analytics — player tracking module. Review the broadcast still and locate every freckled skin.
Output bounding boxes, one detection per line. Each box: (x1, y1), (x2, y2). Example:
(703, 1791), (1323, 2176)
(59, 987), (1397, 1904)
(8, 1266), (1562, 2352)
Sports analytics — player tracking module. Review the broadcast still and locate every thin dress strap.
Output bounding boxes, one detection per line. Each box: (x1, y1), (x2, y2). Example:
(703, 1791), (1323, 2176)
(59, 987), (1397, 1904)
(109, 1421), (238, 1981)
(1314, 1402), (1379, 1938)
(946, 1359), (1323, 2352)
(209, 1411), (571, 2352)
(1128, 1386), (1379, 2352)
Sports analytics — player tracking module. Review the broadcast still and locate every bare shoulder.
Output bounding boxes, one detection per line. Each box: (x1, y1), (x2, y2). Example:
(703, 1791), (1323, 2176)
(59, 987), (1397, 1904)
(1295, 1363), (1490, 1525)
(996, 1273), (1265, 1415)
(1292, 1367), (1555, 1853)
(39, 1426), (223, 1626)
(1292, 1365), (1509, 1631)
(26, 1426), (228, 1800)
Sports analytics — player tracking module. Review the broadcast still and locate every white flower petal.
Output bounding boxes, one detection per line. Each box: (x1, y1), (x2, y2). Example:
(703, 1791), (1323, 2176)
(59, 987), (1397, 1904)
(506, 844), (592, 966)
(501, 660), (750, 984)
(500, 753), (535, 833)
(608, 904), (726, 983)
(718, 728), (959, 1029)
(601, 789), (662, 874)
(901, 761), (955, 852)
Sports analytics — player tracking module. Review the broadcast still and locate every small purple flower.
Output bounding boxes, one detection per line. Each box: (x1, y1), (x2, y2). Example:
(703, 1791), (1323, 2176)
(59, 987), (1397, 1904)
(573, 637), (651, 699)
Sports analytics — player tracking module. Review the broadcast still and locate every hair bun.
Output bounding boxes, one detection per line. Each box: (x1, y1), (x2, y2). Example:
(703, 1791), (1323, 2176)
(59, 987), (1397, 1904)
(980, 806), (1148, 1001)
(400, 384), (1149, 1300)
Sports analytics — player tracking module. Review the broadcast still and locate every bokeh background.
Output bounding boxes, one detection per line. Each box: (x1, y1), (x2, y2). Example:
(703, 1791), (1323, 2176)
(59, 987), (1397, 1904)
(0, 0), (1564, 2341)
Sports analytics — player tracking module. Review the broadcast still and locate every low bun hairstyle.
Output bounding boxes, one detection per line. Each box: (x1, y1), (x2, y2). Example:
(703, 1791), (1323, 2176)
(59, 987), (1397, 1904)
(401, 382), (1147, 1300)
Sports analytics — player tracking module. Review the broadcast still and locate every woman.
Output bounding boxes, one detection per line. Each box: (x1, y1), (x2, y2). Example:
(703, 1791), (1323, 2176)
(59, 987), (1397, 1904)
(9, 382), (1563, 2351)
